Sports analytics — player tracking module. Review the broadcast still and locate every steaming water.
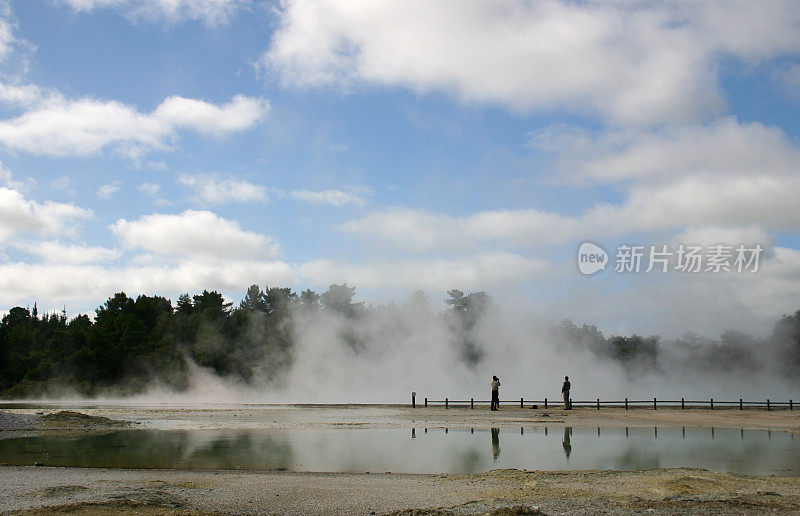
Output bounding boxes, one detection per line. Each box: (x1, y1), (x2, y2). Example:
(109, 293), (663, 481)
(2, 426), (798, 475)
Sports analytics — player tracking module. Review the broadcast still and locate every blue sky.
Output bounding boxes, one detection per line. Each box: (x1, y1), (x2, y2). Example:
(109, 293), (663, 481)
(1, 0), (800, 337)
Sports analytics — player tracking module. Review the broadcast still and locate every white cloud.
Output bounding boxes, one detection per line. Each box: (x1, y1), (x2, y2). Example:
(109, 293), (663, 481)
(548, 246), (800, 338)
(12, 240), (120, 264)
(0, 160), (31, 192)
(138, 182), (160, 196)
(0, 93), (269, 157)
(59, 0), (248, 25)
(0, 1), (17, 62)
(340, 207), (579, 251)
(155, 95), (268, 134)
(264, 0), (800, 126)
(0, 82), (47, 107)
(589, 174), (800, 234)
(531, 117), (800, 183)
(111, 210), (281, 260)
(342, 174), (800, 251)
(0, 187), (91, 242)
(178, 173), (267, 204)
(96, 181), (121, 199)
(51, 176), (77, 197)
(299, 252), (547, 290)
(290, 188), (365, 206)
(0, 259), (294, 306)
(671, 226), (774, 249)
(774, 62), (800, 102)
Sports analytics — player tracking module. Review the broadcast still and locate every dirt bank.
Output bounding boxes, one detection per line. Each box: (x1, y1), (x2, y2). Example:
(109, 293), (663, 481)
(0, 410), (133, 433)
(3, 466), (800, 515)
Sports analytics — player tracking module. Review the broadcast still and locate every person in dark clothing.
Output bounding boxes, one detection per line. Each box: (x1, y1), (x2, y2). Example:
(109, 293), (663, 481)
(562, 376), (571, 409)
(490, 375), (501, 410)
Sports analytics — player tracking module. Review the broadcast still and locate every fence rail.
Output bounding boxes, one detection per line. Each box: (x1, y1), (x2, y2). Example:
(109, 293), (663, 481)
(410, 394), (794, 411)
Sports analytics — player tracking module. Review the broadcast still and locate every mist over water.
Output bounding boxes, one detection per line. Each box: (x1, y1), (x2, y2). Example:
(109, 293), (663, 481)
(121, 296), (799, 405)
(4, 286), (798, 405)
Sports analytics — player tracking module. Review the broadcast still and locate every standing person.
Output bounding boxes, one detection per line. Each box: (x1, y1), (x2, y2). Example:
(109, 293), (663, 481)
(561, 376), (571, 410)
(490, 375), (501, 411)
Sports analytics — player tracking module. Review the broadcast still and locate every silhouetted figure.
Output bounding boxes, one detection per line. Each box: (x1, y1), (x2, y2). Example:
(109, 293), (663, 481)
(562, 376), (571, 410)
(490, 375), (501, 410)
(562, 426), (572, 459)
(491, 427), (501, 460)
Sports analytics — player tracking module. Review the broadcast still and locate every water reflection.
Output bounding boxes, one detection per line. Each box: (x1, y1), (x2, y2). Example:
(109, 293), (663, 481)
(562, 427), (572, 459)
(0, 426), (797, 476)
(491, 428), (500, 460)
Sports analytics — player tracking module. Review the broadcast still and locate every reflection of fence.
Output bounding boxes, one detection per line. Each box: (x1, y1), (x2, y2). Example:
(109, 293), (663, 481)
(411, 394), (794, 411)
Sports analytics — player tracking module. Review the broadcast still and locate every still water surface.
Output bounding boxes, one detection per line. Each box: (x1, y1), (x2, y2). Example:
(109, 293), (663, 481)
(1, 426), (797, 475)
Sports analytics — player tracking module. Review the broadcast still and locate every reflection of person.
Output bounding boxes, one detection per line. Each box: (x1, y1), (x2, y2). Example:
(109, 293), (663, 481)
(562, 427), (572, 459)
(561, 376), (571, 410)
(491, 427), (501, 460)
(490, 376), (501, 411)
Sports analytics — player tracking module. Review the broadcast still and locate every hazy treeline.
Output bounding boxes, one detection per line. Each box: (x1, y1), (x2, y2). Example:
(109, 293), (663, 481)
(0, 283), (799, 399)
(0, 285), (489, 397)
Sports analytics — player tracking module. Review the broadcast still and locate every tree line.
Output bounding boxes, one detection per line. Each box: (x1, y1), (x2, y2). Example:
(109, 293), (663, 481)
(0, 285), (492, 397)
(0, 283), (798, 398)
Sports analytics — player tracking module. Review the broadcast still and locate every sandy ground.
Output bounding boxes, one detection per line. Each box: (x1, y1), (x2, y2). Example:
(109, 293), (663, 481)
(1, 404), (800, 515)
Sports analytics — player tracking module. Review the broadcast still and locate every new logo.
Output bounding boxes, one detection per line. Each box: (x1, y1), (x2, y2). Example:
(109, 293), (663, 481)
(577, 242), (608, 275)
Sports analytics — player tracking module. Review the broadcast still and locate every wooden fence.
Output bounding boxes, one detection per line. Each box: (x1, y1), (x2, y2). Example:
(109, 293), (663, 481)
(410, 394), (795, 411)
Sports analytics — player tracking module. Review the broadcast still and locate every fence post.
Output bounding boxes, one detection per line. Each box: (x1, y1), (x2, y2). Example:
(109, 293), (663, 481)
(681, 397), (684, 409)
(445, 397), (448, 409)
(710, 398), (713, 410)
(653, 397), (657, 410)
(767, 398), (770, 411)
(739, 398), (743, 410)
(625, 397), (628, 410)
(412, 392), (416, 408)
(521, 397), (524, 408)
(544, 398), (547, 409)
(471, 397), (474, 409)
(597, 398), (600, 410)
(791, 399), (794, 411)
(424, 397), (428, 407)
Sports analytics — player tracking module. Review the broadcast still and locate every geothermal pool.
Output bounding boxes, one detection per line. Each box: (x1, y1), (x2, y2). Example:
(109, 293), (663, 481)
(1, 426), (798, 475)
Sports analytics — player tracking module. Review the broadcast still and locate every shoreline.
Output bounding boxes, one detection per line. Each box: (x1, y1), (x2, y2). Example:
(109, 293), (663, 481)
(3, 404), (799, 433)
(2, 405), (800, 515)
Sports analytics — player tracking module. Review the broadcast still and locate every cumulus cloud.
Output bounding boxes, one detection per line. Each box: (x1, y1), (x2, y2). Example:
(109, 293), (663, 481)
(290, 188), (365, 206)
(0, 161), (32, 192)
(111, 210), (281, 260)
(0, 93), (269, 157)
(530, 117), (800, 183)
(342, 174), (800, 251)
(178, 174), (267, 204)
(0, 83), (46, 107)
(299, 252), (547, 290)
(548, 246), (800, 338)
(774, 62), (800, 102)
(341, 207), (576, 252)
(59, 0), (248, 25)
(51, 176), (77, 197)
(264, 0), (800, 126)
(12, 240), (120, 264)
(0, 187), (91, 243)
(96, 182), (121, 199)
(138, 182), (160, 196)
(0, 259), (294, 307)
(0, 1), (18, 62)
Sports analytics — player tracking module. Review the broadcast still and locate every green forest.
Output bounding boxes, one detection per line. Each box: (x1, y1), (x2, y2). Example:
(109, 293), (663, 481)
(1, 283), (799, 398)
